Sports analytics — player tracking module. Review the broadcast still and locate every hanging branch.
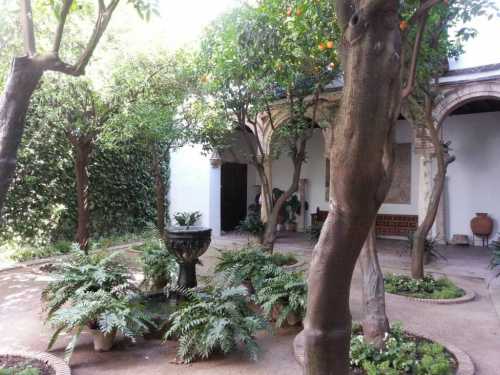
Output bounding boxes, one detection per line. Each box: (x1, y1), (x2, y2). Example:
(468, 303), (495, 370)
(408, 0), (444, 26)
(402, 11), (428, 98)
(20, 0), (36, 56)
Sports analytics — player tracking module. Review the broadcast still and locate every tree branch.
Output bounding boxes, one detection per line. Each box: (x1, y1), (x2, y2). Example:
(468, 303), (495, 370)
(335, 0), (355, 30)
(53, 0), (74, 54)
(20, 0), (36, 56)
(401, 11), (428, 99)
(408, 0), (444, 26)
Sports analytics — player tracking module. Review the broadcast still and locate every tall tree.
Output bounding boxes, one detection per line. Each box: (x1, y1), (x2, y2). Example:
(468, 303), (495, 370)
(104, 51), (198, 238)
(303, 1), (447, 373)
(0, 0), (157, 215)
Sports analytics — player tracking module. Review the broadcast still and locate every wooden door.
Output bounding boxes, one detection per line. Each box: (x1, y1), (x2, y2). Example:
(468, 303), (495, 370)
(221, 163), (247, 232)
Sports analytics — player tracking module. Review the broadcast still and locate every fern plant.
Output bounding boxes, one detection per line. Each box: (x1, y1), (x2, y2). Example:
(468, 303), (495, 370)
(254, 270), (307, 327)
(164, 285), (267, 363)
(173, 211), (202, 227)
(140, 236), (178, 291)
(47, 289), (155, 362)
(215, 247), (293, 291)
(42, 249), (133, 318)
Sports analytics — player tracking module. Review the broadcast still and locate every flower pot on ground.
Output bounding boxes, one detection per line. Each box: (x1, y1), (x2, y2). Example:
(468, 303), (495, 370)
(89, 329), (116, 352)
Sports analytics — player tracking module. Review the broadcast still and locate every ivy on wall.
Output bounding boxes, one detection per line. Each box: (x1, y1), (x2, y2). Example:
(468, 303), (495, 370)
(0, 109), (165, 245)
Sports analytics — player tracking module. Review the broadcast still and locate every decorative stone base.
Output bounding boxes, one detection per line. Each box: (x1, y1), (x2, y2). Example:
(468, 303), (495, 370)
(385, 288), (475, 305)
(293, 329), (475, 375)
(0, 349), (71, 375)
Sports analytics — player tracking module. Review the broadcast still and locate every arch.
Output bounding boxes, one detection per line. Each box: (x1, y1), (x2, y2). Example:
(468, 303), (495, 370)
(433, 81), (500, 127)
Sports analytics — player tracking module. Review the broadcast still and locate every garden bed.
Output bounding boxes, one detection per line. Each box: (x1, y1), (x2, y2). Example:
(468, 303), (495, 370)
(384, 274), (475, 304)
(293, 325), (474, 375)
(0, 351), (70, 375)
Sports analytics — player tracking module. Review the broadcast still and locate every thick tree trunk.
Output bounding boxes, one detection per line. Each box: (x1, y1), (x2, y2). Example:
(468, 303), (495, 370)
(359, 225), (389, 348)
(303, 2), (401, 373)
(0, 57), (42, 215)
(71, 136), (92, 253)
(152, 149), (166, 238)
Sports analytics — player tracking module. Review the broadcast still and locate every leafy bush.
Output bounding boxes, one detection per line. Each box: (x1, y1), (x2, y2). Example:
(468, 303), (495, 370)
(350, 324), (454, 375)
(43, 250), (154, 361)
(2, 240), (73, 262)
(384, 274), (464, 299)
(306, 223), (323, 243)
(215, 247), (296, 290)
(173, 211), (202, 226)
(140, 236), (178, 290)
(237, 205), (265, 237)
(254, 270), (307, 327)
(165, 285), (267, 363)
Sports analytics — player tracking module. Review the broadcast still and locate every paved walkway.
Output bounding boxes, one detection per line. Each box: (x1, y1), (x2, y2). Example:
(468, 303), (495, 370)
(0, 237), (499, 374)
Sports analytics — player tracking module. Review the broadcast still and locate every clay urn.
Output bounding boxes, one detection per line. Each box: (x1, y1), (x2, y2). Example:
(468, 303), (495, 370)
(470, 213), (493, 237)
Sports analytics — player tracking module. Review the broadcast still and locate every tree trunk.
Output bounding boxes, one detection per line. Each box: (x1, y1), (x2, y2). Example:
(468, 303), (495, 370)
(410, 99), (453, 279)
(262, 146), (305, 251)
(152, 148), (166, 238)
(303, 2), (401, 373)
(72, 136), (92, 253)
(0, 57), (42, 214)
(359, 225), (389, 348)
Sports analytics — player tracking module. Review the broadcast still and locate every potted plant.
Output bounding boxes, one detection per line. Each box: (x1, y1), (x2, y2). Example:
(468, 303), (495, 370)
(237, 206), (265, 244)
(42, 250), (154, 361)
(253, 270), (307, 327)
(284, 195), (301, 232)
(173, 211), (202, 227)
(164, 285), (267, 363)
(140, 236), (178, 292)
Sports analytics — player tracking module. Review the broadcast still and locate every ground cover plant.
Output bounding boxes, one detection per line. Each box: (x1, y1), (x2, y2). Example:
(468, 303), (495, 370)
(164, 285), (267, 363)
(384, 274), (464, 300)
(350, 323), (455, 375)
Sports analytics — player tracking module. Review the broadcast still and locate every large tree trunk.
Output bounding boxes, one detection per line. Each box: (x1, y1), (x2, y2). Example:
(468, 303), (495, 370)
(410, 99), (453, 279)
(359, 225), (389, 348)
(152, 148), (166, 238)
(0, 57), (42, 214)
(303, 1), (401, 373)
(71, 136), (92, 253)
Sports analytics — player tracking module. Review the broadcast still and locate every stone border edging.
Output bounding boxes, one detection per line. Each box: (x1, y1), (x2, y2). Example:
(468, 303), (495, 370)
(385, 288), (475, 305)
(0, 349), (71, 375)
(292, 329), (474, 375)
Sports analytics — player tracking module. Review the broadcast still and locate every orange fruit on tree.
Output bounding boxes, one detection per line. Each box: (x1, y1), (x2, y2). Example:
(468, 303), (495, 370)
(326, 40), (334, 49)
(296, 8), (302, 16)
(399, 20), (408, 31)
(287, 7), (292, 17)
(318, 43), (326, 51)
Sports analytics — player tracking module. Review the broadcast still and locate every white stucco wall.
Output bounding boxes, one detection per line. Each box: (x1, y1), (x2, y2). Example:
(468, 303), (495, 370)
(169, 144), (214, 230)
(442, 111), (500, 242)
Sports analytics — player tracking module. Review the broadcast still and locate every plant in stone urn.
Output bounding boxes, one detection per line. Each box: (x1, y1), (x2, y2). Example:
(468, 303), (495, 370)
(164, 226), (211, 288)
(174, 211), (202, 227)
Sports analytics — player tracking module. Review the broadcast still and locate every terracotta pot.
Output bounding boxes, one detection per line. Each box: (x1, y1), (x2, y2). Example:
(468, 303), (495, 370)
(90, 329), (116, 352)
(470, 213), (493, 237)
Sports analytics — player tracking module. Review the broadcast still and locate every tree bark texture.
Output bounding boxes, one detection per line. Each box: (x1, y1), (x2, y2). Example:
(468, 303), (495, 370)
(359, 225), (389, 348)
(70, 135), (93, 253)
(152, 148), (166, 238)
(303, 1), (401, 374)
(0, 57), (42, 214)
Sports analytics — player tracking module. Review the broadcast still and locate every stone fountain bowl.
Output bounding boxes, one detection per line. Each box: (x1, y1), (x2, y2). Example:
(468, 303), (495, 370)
(165, 226), (212, 263)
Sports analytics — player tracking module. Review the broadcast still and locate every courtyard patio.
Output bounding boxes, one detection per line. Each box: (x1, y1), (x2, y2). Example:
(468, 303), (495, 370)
(1, 238), (499, 375)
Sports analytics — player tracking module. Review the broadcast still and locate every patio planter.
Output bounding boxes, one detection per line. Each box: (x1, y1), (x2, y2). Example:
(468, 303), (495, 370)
(164, 226), (212, 288)
(89, 329), (116, 352)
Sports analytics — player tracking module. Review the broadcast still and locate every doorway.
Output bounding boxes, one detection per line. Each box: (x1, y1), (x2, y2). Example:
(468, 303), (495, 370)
(221, 163), (247, 232)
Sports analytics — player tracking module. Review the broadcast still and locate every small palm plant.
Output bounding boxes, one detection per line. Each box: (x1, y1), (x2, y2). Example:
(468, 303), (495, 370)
(164, 285), (267, 363)
(254, 270), (307, 327)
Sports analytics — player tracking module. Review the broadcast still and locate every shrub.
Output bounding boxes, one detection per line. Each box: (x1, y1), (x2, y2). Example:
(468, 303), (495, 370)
(4, 240), (73, 262)
(0, 366), (40, 375)
(165, 285), (267, 363)
(384, 274), (464, 299)
(254, 270), (307, 327)
(173, 211), (202, 227)
(215, 247), (296, 290)
(350, 323), (454, 375)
